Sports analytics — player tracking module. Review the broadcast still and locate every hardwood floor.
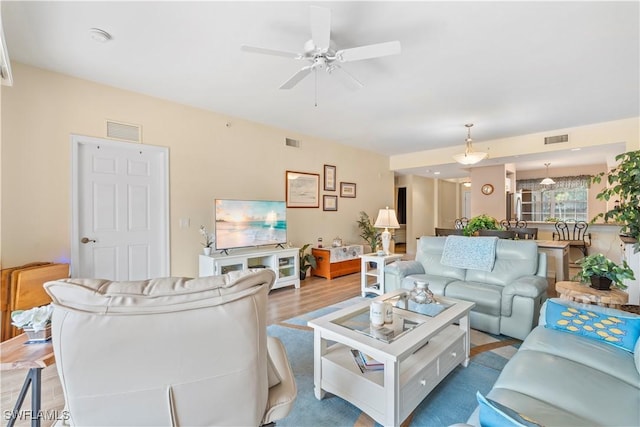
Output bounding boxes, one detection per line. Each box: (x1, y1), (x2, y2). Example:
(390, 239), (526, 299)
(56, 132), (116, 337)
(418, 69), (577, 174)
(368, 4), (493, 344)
(268, 272), (362, 324)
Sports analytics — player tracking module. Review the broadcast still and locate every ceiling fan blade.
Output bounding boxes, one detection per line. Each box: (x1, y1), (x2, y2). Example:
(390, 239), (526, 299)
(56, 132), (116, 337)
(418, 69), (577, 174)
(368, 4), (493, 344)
(336, 40), (401, 62)
(328, 64), (363, 90)
(279, 66), (313, 89)
(310, 6), (331, 51)
(241, 45), (301, 59)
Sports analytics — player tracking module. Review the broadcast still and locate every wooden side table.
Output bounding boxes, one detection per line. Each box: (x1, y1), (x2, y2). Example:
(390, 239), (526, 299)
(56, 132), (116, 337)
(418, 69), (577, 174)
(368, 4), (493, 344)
(0, 333), (55, 427)
(555, 281), (629, 309)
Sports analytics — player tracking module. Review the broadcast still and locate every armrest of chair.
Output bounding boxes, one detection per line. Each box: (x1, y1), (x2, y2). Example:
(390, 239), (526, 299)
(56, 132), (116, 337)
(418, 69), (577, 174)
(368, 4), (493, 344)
(263, 336), (297, 425)
(384, 261), (425, 292)
(501, 276), (548, 316)
(535, 252), (547, 278)
(585, 232), (592, 246)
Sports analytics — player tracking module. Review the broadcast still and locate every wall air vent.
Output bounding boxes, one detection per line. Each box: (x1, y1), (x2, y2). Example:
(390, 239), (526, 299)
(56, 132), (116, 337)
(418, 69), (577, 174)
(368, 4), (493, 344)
(544, 134), (569, 145)
(285, 138), (300, 148)
(107, 120), (142, 143)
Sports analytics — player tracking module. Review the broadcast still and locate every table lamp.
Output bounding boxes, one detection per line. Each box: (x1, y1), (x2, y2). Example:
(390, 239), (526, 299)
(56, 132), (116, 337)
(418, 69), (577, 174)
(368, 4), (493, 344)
(374, 206), (400, 255)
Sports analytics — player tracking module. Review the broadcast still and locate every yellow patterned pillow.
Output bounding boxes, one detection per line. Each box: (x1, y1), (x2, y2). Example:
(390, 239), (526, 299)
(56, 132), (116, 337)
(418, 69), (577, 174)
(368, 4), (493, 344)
(545, 299), (640, 352)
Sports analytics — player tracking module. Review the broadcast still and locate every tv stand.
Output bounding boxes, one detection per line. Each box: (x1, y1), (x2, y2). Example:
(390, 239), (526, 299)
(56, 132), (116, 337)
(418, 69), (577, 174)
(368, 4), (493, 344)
(275, 243), (286, 249)
(199, 247), (300, 290)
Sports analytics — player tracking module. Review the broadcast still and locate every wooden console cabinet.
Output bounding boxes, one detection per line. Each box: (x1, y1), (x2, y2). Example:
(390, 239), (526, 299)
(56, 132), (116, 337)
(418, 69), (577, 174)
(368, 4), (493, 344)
(311, 245), (363, 279)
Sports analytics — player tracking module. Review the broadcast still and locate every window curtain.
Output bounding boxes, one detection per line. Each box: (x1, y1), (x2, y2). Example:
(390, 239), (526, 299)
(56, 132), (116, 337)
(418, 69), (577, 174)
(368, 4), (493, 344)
(516, 175), (591, 192)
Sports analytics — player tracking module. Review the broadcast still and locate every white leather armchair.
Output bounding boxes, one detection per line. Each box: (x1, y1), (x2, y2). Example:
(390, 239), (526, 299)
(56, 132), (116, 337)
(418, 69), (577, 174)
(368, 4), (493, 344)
(44, 269), (296, 426)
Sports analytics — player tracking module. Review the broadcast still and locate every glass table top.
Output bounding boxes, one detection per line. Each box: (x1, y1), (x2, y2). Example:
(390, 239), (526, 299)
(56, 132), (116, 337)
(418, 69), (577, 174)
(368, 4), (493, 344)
(331, 293), (454, 344)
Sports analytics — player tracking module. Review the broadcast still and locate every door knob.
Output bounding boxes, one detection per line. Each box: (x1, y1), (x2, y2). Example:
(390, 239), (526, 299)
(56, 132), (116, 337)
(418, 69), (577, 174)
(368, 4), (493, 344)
(81, 237), (96, 244)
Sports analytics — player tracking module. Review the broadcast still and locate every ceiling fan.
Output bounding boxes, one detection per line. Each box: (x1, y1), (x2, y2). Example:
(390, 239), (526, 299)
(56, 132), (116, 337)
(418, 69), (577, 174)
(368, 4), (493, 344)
(241, 6), (401, 90)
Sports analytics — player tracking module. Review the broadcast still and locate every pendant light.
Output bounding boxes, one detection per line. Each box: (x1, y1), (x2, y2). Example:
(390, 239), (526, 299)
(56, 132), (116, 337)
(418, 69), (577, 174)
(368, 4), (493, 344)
(540, 163), (556, 185)
(453, 124), (488, 165)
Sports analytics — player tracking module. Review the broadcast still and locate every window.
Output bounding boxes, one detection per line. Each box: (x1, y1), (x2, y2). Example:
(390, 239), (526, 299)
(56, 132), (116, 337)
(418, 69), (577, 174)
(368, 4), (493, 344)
(517, 175), (590, 222)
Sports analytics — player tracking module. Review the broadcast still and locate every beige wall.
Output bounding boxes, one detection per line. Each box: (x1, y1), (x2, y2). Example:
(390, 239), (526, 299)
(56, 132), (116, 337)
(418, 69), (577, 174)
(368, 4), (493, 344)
(470, 164), (508, 219)
(1, 62), (393, 277)
(437, 180), (459, 228)
(390, 117), (640, 171)
(395, 174), (435, 254)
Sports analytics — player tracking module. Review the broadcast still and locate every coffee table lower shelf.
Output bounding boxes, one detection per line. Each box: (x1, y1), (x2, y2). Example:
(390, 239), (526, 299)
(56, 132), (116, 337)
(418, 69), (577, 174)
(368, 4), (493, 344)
(319, 325), (465, 425)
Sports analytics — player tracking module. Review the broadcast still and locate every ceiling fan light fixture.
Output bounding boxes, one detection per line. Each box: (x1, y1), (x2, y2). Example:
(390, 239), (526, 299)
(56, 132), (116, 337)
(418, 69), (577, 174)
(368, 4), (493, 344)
(453, 124), (487, 165)
(540, 163), (556, 185)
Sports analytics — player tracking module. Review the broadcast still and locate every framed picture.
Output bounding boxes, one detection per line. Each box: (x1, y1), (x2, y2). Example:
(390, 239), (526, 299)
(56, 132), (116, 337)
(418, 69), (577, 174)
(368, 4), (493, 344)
(323, 195), (338, 211)
(340, 182), (357, 198)
(286, 171), (320, 208)
(323, 164), (336, 191)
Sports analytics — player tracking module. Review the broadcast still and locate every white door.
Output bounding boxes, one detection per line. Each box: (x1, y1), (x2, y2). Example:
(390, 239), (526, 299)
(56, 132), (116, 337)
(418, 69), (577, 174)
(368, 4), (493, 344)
(71, 135), (169, 280)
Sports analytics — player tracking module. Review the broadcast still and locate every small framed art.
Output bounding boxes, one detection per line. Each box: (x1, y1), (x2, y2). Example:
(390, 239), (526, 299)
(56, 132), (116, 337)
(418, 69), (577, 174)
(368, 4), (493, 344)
(323, 195), (338, 211)
(340, 182), (356, 198)
(324, 164), (336, 191)
(286, 171), (320, 208)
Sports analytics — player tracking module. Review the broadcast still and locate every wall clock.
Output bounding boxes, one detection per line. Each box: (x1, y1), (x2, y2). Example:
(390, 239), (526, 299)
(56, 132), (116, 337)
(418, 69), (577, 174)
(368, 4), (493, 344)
(481, 184), (494, 195)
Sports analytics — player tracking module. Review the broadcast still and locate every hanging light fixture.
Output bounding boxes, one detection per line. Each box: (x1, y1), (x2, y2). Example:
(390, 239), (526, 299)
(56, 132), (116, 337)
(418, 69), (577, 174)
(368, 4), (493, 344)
(453, 123), (488, 165)
(540, 163), (556, 185)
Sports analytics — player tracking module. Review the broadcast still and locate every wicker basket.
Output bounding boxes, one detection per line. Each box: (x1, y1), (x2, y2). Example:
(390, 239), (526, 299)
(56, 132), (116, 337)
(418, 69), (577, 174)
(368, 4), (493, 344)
(23, 325), (52, 342)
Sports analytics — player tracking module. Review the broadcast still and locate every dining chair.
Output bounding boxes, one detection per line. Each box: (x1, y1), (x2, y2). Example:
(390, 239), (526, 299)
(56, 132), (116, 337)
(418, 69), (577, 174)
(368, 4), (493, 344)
(435, 227), (465, 236)
(454, 217), (469, 229)
(552, 220), (591, 257)
(500, 219), (528, 229)
(478, 229), (517, 239)
(514, 227), (538, 240)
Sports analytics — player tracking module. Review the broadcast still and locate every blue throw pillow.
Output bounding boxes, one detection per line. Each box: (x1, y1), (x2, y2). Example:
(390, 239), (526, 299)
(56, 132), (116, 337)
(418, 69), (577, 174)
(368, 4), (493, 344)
(544, 299), (640, 353)
(477, 392), (541, 427)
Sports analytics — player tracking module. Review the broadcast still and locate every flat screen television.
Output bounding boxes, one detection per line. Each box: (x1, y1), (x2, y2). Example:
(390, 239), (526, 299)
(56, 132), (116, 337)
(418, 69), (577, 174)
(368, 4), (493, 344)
(214, 199), (287, 250)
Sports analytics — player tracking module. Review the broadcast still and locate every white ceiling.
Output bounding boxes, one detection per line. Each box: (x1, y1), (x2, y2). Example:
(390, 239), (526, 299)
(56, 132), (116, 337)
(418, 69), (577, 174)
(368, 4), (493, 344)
(2, 1), (638, 178)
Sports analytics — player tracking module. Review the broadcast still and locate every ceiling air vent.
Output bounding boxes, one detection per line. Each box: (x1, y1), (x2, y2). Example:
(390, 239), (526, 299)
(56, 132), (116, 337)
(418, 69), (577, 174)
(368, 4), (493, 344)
(544, 134), (568, 145)
(285, 138), (300, 148)
(107, 120), (142, 143)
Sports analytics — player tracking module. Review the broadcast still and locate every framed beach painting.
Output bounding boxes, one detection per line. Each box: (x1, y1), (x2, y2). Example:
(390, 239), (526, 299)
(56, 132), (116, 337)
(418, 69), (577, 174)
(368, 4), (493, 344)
(286, 171), (320, 208)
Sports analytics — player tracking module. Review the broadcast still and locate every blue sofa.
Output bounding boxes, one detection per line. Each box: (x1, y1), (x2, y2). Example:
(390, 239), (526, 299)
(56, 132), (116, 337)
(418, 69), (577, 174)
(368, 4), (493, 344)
(465, 298), (640, 426)
(385, 236), (548, 340)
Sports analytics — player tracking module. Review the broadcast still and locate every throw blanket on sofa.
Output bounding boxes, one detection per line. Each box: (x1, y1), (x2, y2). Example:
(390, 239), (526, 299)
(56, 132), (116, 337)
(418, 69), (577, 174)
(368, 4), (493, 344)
(440, 235), (498, 272)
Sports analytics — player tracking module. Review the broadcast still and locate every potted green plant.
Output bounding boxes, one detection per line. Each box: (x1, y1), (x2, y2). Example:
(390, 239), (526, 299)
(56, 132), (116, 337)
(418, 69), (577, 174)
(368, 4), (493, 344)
(463, 214), (501, 236)
(357, 211), (381, 253)
(573, 253), (635, 290)
(591, 150), (640, 253)
(299, 244), (317, 280)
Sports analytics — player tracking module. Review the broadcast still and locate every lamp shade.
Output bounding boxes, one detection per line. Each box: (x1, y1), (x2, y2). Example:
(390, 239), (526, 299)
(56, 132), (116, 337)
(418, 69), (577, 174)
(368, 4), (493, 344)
(374, 207), (400, 229)
(540, 177), (556, 185)
(453, 123), (487, 165)
(540, 163), (555, 185)
(453, 151), (488, 165)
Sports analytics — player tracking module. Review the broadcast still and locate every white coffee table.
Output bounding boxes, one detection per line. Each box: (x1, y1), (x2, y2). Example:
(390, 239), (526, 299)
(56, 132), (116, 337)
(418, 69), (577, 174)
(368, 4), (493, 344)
(308, 290), (475, 426)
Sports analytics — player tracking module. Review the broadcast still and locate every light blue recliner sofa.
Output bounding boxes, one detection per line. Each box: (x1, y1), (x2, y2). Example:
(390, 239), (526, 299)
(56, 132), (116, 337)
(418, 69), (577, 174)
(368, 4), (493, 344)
(463, 298), (640, 426)
(385, 236), (548, 340)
